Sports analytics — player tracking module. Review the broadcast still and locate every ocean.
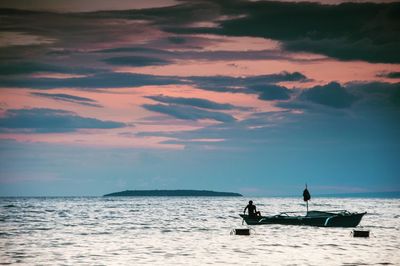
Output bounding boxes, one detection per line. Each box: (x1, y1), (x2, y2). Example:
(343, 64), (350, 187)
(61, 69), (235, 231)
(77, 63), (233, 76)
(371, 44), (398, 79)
(0, 197), (399, 265)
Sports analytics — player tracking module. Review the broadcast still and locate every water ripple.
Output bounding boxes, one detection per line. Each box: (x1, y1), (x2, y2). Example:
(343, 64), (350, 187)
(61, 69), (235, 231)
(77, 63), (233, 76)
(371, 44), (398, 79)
(0, 197), (399, 265)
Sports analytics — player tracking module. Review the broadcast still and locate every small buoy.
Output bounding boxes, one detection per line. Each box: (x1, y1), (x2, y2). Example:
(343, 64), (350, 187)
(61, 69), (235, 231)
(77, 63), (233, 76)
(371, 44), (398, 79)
(231, 228), (251, 235)
(352, 229), (370, 237)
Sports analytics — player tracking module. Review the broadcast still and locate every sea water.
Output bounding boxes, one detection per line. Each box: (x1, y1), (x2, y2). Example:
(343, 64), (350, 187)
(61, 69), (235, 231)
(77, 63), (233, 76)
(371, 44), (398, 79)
(0, 197), (399, 265)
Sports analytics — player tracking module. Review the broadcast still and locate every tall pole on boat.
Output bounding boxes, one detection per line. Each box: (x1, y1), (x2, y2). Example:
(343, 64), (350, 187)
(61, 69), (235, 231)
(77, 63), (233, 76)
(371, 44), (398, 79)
(303, 184), (311, 214)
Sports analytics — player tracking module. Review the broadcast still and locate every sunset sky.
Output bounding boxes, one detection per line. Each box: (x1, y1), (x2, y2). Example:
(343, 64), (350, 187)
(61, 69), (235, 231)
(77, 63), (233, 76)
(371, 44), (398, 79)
(0, 0), (399, 196)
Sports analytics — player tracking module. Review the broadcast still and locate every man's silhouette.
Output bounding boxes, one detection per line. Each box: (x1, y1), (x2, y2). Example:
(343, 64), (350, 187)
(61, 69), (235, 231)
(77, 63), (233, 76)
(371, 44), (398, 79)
(244, 200), (261, 216)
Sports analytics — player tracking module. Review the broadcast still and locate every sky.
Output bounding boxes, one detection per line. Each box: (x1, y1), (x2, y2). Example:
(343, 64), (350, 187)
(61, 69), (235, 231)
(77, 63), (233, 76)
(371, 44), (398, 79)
(0, 0), (399, 196)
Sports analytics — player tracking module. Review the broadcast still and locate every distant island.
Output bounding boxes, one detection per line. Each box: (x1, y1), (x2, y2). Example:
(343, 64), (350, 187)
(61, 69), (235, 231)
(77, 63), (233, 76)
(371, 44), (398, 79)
(103, 189), (243, 197)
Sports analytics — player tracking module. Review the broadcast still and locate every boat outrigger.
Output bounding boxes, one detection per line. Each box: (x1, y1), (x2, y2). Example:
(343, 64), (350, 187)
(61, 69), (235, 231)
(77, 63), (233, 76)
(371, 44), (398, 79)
(240, 210), (366, 227)
(240, 185), (366, 227)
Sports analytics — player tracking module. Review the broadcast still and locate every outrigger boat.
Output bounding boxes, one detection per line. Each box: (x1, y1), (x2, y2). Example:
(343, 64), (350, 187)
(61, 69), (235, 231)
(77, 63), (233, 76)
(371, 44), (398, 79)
(240, 185), (366, 227)
(240, 210), (366, 227)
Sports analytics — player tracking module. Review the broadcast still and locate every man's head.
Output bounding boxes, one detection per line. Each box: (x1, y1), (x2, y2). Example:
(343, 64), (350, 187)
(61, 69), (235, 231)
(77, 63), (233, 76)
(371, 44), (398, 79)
(249, 200), (253, 205)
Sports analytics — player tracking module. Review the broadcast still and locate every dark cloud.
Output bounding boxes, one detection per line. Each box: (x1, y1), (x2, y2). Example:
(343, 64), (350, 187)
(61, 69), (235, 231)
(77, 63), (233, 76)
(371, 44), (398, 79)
(91, 35), (301, 62)
(0, 108), (126, 133)
(301, 82), (358, 108)
(190, 72), (307, 93)
(142, 104), (236, 123)
(377, 72), (400, 79)
(0, 1), (179, 12)
(276, 81), (400, 111)
(30, 92), (102, 107)
(0, 45), (47, 61)
(0, 70), (306, 91)
(97, 46), (292, 62)
(0, 62), (61, 76)
(138, 100), (400, 150)
(145, 95), (250, 110)
(90, 2), (220, 26)
(135, 111), (298, 143)
(167, 36), (186, 44)
(0, 5), (311, 93)
(181, 50), (287, 61)
(137, 82), (400, 148)
(0, 8), (158, 50)
(2, 2), (399, 65)
(0, 61), (96, 76)
(0, 8), (175, 84)
(162, 1), (400, 63)
(93, 47), (173, 55)
(283, 37), (400, 64)
(0, 72), (184, 89)
(250, 84), (292, 101)
(102, 56), (171, 66)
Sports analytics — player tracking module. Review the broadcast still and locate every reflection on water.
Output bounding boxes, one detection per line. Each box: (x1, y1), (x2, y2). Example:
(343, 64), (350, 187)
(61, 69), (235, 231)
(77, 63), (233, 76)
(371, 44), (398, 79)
(0, 197), (399, 265)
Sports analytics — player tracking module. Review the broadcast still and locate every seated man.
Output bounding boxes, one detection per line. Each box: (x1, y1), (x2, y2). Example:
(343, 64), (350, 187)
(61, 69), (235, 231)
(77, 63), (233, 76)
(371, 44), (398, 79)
(244, 200), (261, 216)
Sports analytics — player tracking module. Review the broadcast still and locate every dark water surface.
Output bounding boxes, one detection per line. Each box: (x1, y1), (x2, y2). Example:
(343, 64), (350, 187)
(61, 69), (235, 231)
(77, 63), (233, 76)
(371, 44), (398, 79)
(0, 197), (399, 265)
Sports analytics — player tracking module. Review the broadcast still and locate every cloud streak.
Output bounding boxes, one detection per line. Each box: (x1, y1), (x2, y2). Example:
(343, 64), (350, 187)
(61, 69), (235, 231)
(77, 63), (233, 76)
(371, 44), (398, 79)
(0, 70), (307, 92)
(30, 92), (102, 107)
(190, 72), (307, 93)
(102, 56), (171, 67)
(0, 108), (125, 133)
(145, 95), (251, 110)
(0, 72), (184, 89)
(142, 104), (236, 123)
(0, 61), (97, 76)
